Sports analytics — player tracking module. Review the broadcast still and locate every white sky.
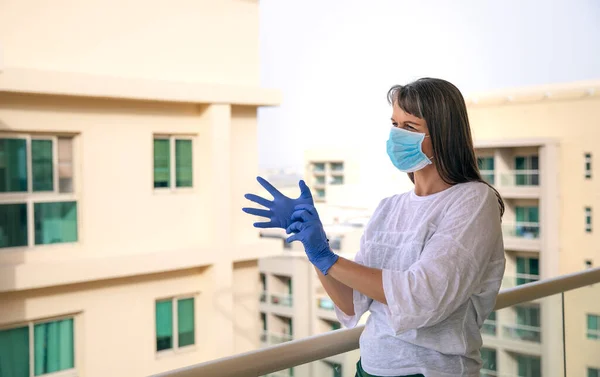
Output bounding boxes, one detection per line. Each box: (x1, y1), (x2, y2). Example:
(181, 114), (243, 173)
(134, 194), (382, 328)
(257, 0), (600, 170)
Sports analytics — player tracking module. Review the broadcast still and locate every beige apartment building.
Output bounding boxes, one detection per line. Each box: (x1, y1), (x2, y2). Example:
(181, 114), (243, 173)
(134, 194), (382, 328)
(467, 81), (600, 377)
(0, 1), (281, 377)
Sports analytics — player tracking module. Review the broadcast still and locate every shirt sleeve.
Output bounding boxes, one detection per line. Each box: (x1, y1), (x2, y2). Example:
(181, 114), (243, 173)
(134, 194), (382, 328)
(382, 185), (503, 335)
(334, 234), (373, 328)
(333, 196), (393, 328)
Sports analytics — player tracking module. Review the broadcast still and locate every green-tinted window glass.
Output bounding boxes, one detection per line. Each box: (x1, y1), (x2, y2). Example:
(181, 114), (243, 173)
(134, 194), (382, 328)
(480, 347), (497, 371)
(32, 139), (54, 192)
(0, 203), (28, 248)
(34, 201), (78, 245)
(588, 314), (599, 331)
(34, 318), (74, 376)
(156, 300), (173, 351)
(589, 368), (600, 377)
(153, 139), (170, 188)
(0, 138), (28, 192)
(516, 207), (525, 222)
(478, 157), (494, 171)
(517, 257), (526, 274)
(516, 306), (540, 327)
(331, 321), (341, 331)
(0, 326), (30, 377)
(528, 207), (539, 223)
(175, 139), (193, 188)
(517, 354), (541, 377)
(529, 258), (539, 276)
(177, 298), (195, 347)
(332, 363), (342, 377)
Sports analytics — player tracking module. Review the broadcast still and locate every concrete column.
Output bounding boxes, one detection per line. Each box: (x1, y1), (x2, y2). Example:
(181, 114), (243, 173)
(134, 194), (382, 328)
(539, 141), (563, 377)
(208, 261), (235, 358)
(205, 104), (234, 358)
(207, 103), (232, 244)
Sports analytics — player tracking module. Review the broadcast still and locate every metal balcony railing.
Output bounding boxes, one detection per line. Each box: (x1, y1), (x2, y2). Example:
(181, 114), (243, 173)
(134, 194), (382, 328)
(152, 267), (600, 377)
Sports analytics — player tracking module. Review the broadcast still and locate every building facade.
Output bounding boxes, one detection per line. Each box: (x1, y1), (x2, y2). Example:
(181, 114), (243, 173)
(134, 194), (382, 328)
(0, 1), (281, 376)
(467, 81), (600, 377)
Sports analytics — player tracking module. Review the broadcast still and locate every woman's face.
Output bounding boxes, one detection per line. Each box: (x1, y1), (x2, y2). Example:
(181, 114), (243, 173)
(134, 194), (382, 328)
(391, 103), (433, 158)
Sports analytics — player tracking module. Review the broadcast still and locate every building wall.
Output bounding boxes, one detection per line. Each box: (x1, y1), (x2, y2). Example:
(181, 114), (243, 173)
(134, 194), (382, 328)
(0, 268), (224, 377)
(0, 0), (260, 86)
(468, 87), (600, 377)
(468, 95), (600, 275)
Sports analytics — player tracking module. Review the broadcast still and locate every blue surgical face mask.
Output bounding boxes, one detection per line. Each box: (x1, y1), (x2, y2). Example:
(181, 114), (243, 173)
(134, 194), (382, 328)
(386, 126), (432, 173)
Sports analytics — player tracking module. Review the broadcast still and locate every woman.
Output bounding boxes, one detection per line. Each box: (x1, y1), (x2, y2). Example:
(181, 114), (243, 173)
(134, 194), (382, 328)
(243, 78), (505, 377)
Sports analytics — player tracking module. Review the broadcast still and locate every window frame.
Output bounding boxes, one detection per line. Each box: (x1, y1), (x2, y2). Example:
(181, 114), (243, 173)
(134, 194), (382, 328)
(0, 314), (76, 377)
(155, 294), (197, 356)
(153, 135), (194, 192)
(0, 134), (79, 251)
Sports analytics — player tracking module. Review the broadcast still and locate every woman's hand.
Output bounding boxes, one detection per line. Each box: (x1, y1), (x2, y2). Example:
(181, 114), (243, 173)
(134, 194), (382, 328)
(242, 177), (314, 229)
(286, 204), (339, 275)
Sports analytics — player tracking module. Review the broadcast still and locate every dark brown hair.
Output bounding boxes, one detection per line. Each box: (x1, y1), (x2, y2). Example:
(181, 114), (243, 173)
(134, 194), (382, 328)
(387, 78), (505, 217)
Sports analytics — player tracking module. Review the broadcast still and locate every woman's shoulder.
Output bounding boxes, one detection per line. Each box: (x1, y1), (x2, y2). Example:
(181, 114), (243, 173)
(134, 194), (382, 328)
(446, 181), (501, 217)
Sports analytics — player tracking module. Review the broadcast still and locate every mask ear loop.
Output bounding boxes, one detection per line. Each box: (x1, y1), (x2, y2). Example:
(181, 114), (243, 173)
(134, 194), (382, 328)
(423, 135), (435, 161)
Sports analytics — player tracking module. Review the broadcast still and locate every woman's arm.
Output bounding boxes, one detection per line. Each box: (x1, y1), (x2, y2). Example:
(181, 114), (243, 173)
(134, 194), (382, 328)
(314, 266), (356, 316)
(327, 257), (387, 305)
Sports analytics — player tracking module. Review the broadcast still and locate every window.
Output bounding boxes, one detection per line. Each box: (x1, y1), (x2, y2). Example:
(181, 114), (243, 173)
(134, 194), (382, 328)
(330, 162), (344, 171)
(313, 162), (325, 172)
(0, 135), (77, 249)
(480, 348), (497, 376)
(331, 362), (342, 377)
(315, 188), (325, 199)
(586, 207), (592, 233)
(329, 236), (342, 251)
(516, 354), (541, 377)
(515, 206), (540, 238)
(0, 317), (74, 377)
(589, 368), (600, 377)
(155, 297), (195, 352)
(515, 155), (539, 186)
(478, 156), (495, 185)
(516, 257), (539, 285)
(482, 311), (496, 336)
(318, 297), (335, 311)
(331, 321), (341, 331)
(315, 176), (325, 185)
(509, 305), (541, 342)
(585, 153), (592, 179)
(587, 314), (600, 340)
(330, 175), (344, 185)
(153, 136), (193, 189)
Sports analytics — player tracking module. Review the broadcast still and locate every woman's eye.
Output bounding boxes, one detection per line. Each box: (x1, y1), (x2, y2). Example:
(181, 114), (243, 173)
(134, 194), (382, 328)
(404, 124), (415, 131)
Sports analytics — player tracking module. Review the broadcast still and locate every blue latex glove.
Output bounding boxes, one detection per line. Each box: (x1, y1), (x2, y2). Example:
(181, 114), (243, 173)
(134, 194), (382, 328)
(286, 204), (339, 275)
(242, 176), (314, 229)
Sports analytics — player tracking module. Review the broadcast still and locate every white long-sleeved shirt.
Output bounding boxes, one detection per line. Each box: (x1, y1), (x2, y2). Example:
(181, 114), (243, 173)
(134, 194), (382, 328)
(334, 182), (506, 377)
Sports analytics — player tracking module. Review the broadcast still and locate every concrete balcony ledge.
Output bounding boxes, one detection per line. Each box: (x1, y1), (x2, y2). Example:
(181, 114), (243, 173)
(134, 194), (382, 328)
(0, 67), (281, 106)
(0, 240), (282, 293)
